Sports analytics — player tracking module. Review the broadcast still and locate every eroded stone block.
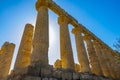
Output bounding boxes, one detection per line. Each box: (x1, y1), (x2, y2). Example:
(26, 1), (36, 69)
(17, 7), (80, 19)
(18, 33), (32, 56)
(73, 73), (80, 80)
(52, 69), (62, 79)
(62, 71), (73, 80)
(24, 76), (41, 80)
(42, 78), (48, 80)
(41, 67), (52, 77)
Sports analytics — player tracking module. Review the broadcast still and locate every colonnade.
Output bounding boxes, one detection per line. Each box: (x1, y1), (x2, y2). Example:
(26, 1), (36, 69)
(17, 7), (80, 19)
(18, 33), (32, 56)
(31, 0), (119, 78)
(14, 0), (120, 78)
(0, 0), (120, 79)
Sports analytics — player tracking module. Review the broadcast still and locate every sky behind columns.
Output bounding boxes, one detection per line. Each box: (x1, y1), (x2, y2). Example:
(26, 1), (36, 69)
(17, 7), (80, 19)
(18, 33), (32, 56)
(0, 0), (120, 69)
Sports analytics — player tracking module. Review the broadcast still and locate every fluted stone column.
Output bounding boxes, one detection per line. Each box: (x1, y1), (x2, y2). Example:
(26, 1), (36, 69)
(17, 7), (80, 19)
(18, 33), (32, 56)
(58, 16), (75, 71)
(93, 42), (112, 77)
(0, 42), (15, 78)
(107, 51), (117, 78)
(31, 4), (49, 67)
(106, 49), (116, 78)
(14, 24), (34, 69)
(100, 46), (111, 77)
(72, 27), (91, 73)
(110, 51), (120, 78)
(104, 48), (116, 78)
(84, 35), (102, 75)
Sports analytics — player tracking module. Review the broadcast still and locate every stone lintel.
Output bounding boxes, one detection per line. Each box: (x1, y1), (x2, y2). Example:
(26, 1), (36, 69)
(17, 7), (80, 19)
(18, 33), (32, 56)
(31, 5), (49, 67)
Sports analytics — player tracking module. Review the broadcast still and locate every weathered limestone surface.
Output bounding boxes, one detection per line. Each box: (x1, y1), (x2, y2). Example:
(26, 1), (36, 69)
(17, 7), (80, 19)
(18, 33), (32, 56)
(0, 42), (15, 78)
(84, 35), (102, 75)
(104, 48), (116, 78)
(1, 0), (119, 80)
(58, 16), (75, 71)
(100, 46), (111, 77)
(14, 24), (34, 70)
(5, 65), (113, 80)
(93, 42), (112, 77)
(110, 51), (120, 78)
(75, 63), (81, 72)
(107, 49), (117, 78)
(54, 59), (62, 68)
(72, 27), (91, 73)
(31, 6), (49, 67)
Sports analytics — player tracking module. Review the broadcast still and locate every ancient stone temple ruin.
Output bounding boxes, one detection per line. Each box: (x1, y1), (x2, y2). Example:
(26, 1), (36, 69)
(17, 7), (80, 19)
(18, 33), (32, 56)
(0, 0), (120, 80)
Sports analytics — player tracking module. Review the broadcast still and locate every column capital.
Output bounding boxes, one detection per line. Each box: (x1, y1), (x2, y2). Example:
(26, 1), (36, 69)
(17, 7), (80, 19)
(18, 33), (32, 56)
(31, 4), (49, 66)
(36, 0), (49, 11)
(14, 23), (33, 69)
(72, 27), (83, 34)
(58, 16), (71, 25)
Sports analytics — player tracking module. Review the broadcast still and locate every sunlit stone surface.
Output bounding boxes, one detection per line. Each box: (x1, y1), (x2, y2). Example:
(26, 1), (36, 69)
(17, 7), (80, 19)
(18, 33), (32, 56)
(14, 24), (34, 70)
(31, 5), (49, 67)
(58, 16), (75, 71)
(0, 42), (15, 78)
(72, 27), (91, 73)
(84, 35), (102, 75)
(1, 0), (120, 80)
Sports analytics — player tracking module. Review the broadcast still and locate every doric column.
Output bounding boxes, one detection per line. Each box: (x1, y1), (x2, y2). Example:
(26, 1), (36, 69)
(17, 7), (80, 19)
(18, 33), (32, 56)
(72, 27), (91, 73)
(104, 48), (116, 78)
(58, 16), (75, 71)
(93, 42), (112, 77)
(0, 42), (15, 78)
(110, 51), (120, 78)
(84, 35), (102, 75)
(31, 1), (49, 67)
(14, 24), (34, 69)
(100, 46), (110, 77)
(104, 48), (115, 78)
(0, 49), (1, 54)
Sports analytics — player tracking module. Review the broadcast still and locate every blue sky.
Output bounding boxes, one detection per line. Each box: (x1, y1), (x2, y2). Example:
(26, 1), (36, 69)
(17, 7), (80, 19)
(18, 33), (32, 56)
(0, 0), (120, 69)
